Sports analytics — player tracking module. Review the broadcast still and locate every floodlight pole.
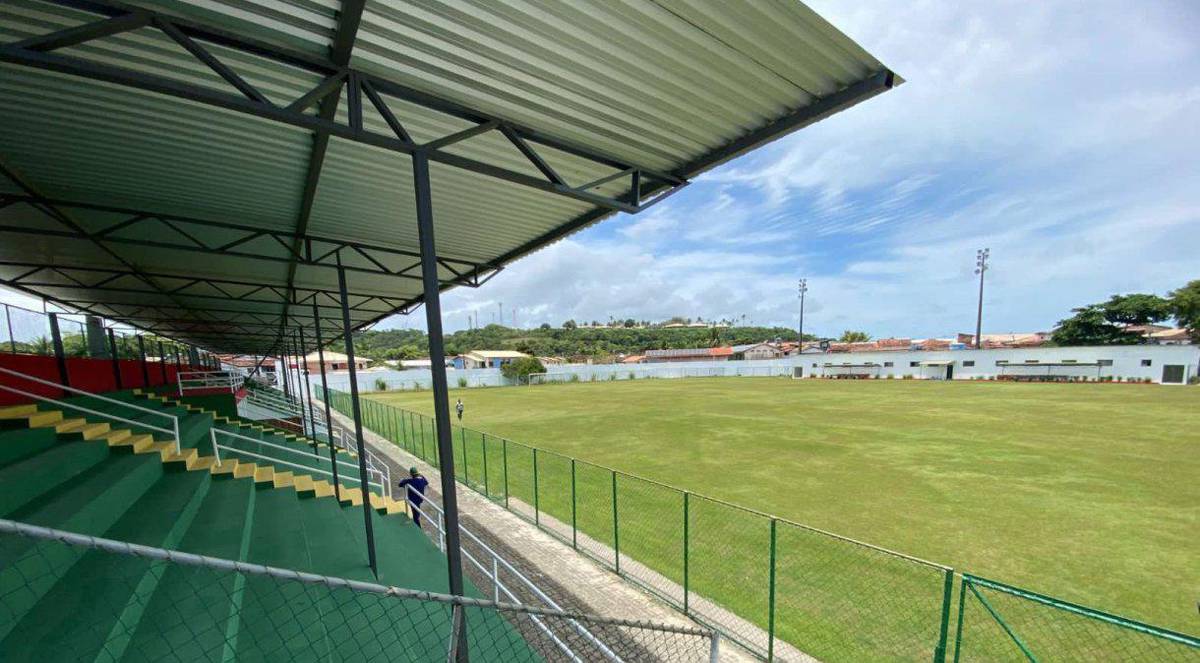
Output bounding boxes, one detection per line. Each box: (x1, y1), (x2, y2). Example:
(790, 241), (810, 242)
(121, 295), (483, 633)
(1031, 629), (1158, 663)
(974, 249), (989, 349)
(798, 279), (808, 349)
(413, 149), (469, 659)
(312, 299), (342, 502)
(336, 259), (378, 578)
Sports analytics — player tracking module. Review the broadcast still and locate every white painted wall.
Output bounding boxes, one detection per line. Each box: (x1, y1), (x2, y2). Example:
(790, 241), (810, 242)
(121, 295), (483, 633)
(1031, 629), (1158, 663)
(802, 345), (1198, 383)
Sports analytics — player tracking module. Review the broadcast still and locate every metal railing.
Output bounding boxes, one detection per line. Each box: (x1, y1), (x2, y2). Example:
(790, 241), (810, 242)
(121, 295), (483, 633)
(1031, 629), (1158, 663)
(177, 370), (245, 395)
(318, 386), (1200, 663)
(0, 366), (180, 454)
(406, 486), (637, 663)
(208, 427), (386, 497)
(0, 518), (720, 662)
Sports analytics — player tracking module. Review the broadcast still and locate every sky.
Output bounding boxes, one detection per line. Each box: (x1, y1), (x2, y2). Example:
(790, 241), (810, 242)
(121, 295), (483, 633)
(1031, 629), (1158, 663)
(414, 0), (1200, 338)
(3, 1), (1198, 340)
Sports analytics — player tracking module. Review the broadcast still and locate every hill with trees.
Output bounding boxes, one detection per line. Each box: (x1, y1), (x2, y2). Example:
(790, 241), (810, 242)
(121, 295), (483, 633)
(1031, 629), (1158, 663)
(352, 323), (806, 361)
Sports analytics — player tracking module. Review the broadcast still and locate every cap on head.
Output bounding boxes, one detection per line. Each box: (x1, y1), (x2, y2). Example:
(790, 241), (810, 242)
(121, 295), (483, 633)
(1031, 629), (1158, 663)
(409, 467), (419, 475)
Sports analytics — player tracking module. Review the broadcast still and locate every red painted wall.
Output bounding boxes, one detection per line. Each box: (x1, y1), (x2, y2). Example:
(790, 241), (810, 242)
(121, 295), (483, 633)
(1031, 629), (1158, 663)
(0, 352), (201, 406)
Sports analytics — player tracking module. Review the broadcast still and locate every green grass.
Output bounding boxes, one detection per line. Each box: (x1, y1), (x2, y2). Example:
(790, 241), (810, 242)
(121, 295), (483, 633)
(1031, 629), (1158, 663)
(359, 378), (1200, 657)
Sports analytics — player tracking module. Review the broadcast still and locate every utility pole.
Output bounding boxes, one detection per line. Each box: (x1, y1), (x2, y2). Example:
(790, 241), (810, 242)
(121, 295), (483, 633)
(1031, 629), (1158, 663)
(498, 301), (503, 327)
(798, 279), (808, 350)
(974, 248), (990, 349)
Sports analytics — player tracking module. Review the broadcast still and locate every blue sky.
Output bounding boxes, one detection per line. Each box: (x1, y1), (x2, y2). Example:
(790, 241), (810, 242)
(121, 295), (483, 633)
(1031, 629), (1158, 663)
(3, 1), (1197, 340)
(420, 0), (1200, 337)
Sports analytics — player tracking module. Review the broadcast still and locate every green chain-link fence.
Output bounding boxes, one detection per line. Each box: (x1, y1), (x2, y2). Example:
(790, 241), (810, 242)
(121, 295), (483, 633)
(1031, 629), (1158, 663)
(953, 574), (1200, 662)
(315, 386), (1199, 663)
(0, 518), (718, 662)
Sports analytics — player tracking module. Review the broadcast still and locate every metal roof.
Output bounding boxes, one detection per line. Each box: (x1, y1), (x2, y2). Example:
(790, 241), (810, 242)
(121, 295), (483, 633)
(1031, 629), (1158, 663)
(0, 0), (898, 355)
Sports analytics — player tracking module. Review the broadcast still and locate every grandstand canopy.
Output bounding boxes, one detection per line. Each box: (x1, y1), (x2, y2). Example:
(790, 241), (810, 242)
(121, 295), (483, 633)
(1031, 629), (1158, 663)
(0, 0), (898, 355)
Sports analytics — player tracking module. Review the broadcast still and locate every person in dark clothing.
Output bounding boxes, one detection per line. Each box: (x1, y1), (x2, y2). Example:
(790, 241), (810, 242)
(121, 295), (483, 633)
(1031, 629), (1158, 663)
(455, 398), (464, 421)
(397, 467), (430, 527)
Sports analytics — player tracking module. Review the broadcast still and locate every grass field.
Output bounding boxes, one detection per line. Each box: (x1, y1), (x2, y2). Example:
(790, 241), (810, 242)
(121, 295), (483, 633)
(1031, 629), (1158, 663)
(363, 378), (1199, 648)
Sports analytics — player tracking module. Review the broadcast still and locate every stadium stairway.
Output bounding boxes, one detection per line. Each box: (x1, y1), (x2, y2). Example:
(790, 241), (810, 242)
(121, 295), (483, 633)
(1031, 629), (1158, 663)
(0, 397), (484, 661)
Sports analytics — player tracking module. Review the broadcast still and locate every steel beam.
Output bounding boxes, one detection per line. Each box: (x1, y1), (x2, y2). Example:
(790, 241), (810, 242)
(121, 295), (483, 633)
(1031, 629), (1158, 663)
(413, 151), (469, 621)
(337, 263), (378, 577)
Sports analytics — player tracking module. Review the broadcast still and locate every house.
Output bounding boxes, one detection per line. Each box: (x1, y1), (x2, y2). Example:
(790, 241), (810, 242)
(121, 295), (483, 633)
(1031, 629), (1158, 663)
(454, 350), (529, 369)
(644, 347), (733, 363)
(731, 342), (784, 360)
(1147, 328), (1192, 345)
(955, 332), (1050, 348)
(294, 351), (369, 373)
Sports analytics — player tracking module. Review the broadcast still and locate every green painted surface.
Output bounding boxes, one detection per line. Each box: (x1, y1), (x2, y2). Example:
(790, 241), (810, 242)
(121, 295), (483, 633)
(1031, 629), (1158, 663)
(0, 412), (540, 662)
(0, 470), (210, 661)
(0, 426), (61, 467)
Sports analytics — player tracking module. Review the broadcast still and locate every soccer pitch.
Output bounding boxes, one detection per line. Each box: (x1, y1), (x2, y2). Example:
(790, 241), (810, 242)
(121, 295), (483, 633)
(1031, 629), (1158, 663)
(365, 378), (1199, 636)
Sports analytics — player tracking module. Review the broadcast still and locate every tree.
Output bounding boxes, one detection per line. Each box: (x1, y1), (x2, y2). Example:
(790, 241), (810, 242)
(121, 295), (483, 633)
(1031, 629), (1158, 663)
(539, 322), (552, 330)
(1168, 280), (1200, 342)
(562, 319), (577, 330)
(623, 318), (635, 328)
(1051, 305), (1140, 346)
(838, 330), (871, 343)
(1101, 294), (1172, 326)
(500, 356), (546, 385)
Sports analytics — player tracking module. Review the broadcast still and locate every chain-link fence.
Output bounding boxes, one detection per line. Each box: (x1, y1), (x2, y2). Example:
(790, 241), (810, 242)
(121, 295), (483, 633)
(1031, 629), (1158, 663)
(0, 518), (718, 662)
(953, 574), (1200, 662)
(314, 386), (1199, 662)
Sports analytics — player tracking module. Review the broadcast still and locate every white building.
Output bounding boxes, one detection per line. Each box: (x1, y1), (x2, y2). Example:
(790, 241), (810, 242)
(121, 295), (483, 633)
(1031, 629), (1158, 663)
(800, 345), (1197, 384)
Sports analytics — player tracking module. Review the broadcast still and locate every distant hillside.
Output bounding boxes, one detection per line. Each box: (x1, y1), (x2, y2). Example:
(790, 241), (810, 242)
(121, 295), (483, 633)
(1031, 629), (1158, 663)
(353, 325), (807, 361)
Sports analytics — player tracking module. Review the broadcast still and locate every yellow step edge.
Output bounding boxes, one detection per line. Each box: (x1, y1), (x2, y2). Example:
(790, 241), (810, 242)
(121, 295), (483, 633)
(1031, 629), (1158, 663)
(385, 499), (408, 516)
(191, 456), (217, 471)
(233, 462), (257, 480)
(211, 460), (239, 477)
(164, 448), (198, 468)
(272, 471), (294, 489)
(0, 404), (38, 418)
(253, 465), (274, 483)
(52, 418), (88, 433)
(103, 429), (133, 444)
(148, 441), (176, 460)
(73, 422), (113, 440)
(312, 481), (335, 498)
(292, 474), (315, 493)
(27, 411), (65, 427)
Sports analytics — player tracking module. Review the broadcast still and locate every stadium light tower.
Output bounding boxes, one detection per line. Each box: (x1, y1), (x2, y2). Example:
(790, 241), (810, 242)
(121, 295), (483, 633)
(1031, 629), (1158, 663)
(798, 279), (808, 348)
(974, 248), (990, 349)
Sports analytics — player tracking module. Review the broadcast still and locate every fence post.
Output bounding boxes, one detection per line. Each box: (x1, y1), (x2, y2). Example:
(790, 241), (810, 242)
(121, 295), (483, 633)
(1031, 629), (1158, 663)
(683, 491), (690, 615)
(502, 437), (510, 509)
(612, 470), (620, 573)
(570, 458), (577, 550)
(47, 313), (69, 390)
(533, 447), (540, 526)
(481, 433), (490, 498)
(935, 568), (955, 663)
(768, 518), (777, 661)
(460, 427), (468, 485)
(952, 575), (968, 663)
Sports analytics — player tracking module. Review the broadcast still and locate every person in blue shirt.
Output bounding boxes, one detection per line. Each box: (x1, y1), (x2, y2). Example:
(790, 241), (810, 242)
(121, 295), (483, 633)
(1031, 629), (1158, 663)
(397, 467), (430, 527)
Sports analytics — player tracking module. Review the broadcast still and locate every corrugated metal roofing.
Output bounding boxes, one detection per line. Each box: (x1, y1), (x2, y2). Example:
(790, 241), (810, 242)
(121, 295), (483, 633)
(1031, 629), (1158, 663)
(0, 0), (897, 354)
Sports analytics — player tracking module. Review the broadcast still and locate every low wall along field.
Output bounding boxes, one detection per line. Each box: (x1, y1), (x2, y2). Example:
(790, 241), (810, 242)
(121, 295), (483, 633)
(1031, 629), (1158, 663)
(335, 377), (1198, 660)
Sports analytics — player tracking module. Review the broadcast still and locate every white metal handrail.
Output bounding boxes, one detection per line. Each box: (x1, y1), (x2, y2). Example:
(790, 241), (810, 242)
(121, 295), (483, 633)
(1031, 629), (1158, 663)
(405, 486), (622, 663)
(177, 370), (244, 396)
(209, 428), (385, 495)
(0, 367), (180, 453)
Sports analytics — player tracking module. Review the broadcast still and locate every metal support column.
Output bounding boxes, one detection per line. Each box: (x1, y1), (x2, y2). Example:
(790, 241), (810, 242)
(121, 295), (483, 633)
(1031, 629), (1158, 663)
(47, 312), (69, 389)
(298, 327), (319, 452)
(173, 345), (181, 371)
(137, 335), (149, 388)
(313, 300), (342, 502)
(157, 341), (168, 385)
(336, 261), (378, 577)
(107, 328), (122, 389)
(289, 333), (306, 438)
(413, 150), (468, 659)
(280, 354), (291, 398)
